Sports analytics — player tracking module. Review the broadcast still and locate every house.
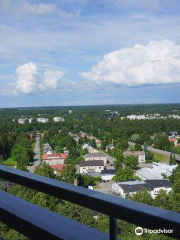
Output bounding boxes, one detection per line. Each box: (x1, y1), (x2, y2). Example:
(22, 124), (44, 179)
(112, 181), (150, 198)
(18, 118), (26, 124)
(112, 179), (172, 199)
(37, 118), (48, 123)
(79, 160), (104, 174)
(53, 117), (65, 122)
(101, 169), (116, 182)
(49, 164), (67, 174)
(42, 153), (67, 165)
(85, 152), (107, 165)
(145, 180), (172, 198)
(123, 151), (146, 163)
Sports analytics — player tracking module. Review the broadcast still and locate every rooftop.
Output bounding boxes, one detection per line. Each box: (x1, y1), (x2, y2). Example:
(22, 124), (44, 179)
(85, 152), (107, 158)
(145, 180), (172, 188)
(79, 160), (104, 167)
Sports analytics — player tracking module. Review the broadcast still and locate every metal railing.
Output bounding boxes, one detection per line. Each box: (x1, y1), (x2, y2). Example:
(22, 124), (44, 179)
(0, 164), (180, 240)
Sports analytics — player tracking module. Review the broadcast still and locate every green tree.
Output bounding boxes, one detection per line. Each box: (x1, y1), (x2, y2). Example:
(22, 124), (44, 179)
(131, 189), (153, 205)
(113, 166), (134, 182)
(124, 156), (138, 169)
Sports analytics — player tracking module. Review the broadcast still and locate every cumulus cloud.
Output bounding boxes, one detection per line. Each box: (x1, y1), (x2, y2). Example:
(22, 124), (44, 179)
(80, 39), (180, 87)
(4, 62), (65, 95)
(15, 62), (38, 94)
(0, 0), (76, 18)
(39, 70), (65, 91)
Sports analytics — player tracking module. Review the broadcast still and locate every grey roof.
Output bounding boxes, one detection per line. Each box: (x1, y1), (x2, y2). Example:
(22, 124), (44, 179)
(101, 169), (116, 175)
(85, 152), (107, 158)
(79, 160), (104, 167)
(145, 180), (172, 188)
(123, 151), (145, 156)
(119, 183), (152, 193)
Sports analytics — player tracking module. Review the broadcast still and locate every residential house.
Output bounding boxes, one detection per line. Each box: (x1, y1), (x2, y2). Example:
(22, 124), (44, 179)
(49, 164), (67, 175)
(112, 179), (172, 199)
(123, 151), (146, 163)
(85, 152), (107, 165)
(79, 160), (104, 174)
(42, 153), (67, 165)
(145, 180), (172, 198)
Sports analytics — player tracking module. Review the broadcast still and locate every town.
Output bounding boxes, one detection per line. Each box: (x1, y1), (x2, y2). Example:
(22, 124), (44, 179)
(1, 104), (180, 239)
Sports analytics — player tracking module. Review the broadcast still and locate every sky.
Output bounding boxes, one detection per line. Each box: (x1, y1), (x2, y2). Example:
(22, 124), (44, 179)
(1, 0), (180, 107)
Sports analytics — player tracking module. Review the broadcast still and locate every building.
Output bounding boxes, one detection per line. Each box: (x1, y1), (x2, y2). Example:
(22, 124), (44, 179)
(123, 151), (146, 163)
(135, 162), (177, 180)
(37, 118), (48, 123)
(145, 180), (172, 198)
(49, 164), (67, 174)
(101, 169), (116, 182)
(29, 118), (33, 123)
(112, 179), (172, 199)
(68, 110), (73, 114)
(79, 160), (104, 174)
(53, 117), (65, 122)
(18, 118), (26, 124)
(42, 153), (67, 165)
(112, 181), (150, 198)
(85, 152), (107, 165)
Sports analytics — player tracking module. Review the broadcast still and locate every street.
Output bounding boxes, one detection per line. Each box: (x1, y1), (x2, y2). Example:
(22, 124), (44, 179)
(27, 135), (41, 173)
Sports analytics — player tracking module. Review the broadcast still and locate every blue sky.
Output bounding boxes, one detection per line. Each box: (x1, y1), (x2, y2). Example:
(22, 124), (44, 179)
(1, 0), (180, 107)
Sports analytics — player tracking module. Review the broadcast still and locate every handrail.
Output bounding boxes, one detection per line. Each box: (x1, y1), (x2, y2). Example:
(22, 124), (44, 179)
(0, 190), (110, 240)
(0, 164), (180, 239)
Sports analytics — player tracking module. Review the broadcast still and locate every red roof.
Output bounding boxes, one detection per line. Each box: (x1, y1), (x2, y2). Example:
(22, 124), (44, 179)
(49, 164), (67, 172)
(42, 153), (67, 160)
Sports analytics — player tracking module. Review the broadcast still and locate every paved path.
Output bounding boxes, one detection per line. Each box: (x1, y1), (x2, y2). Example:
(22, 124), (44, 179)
(27, 135), (41, 173)
(129, 142), (180, 161)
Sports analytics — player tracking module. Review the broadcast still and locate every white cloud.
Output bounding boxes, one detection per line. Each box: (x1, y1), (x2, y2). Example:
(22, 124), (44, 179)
(80, 39), (180, 87)
(0, 0), (76, 18)
(39, 70), (65, 91)
(15, 62), (38, 94)
(3, 62), (65, 95)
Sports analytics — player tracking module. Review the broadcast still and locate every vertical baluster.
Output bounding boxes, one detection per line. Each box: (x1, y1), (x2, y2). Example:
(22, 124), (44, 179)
(109, 216), (117, 240)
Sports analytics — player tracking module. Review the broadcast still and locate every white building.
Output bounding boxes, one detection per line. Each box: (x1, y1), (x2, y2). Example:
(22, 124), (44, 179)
(101, 170), (116, 182)
(123, 151), (146, 163)
(146, 180), (172, 198)
(112, 180), (172, 199)
(68, 110), (73, 114)
(112, 181), (149, 198)
(53, 117), (65, 122)
(85, 152), (107, 165)
(79, 160), (104, 174)
(29, 118), (33, 123)
(18, 118), (26, 124)
(136, 162), (177, 180)
(42, 153), (67, 165)
(37, 118), (49, 123)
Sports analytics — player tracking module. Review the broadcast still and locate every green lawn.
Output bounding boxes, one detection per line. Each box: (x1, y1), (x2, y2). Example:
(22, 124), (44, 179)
(2, 158), (17, 166)
(151, 152), (169, 164)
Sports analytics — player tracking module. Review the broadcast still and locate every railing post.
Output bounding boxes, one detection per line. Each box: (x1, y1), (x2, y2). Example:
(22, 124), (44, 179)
(109, 216), (117, 240)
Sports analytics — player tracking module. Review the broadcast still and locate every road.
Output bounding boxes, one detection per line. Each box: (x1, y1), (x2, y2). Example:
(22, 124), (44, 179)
(129, 141), (180, 161)
(27, 135), (41, 173)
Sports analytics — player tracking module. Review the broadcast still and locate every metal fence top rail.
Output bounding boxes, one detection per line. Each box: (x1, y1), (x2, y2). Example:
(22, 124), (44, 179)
(0, 190), (110, 240)
(0, 164), (180, 239)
